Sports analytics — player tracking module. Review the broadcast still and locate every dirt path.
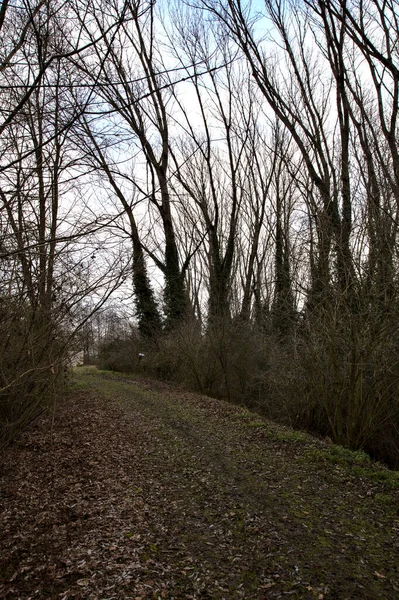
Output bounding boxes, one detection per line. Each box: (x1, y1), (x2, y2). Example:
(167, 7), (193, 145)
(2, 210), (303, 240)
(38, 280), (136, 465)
(1, 367), (399, 599)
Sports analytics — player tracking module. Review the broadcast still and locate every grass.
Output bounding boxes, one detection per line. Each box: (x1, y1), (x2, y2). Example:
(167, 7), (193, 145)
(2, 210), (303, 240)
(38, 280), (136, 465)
(64, 366), (399, 599)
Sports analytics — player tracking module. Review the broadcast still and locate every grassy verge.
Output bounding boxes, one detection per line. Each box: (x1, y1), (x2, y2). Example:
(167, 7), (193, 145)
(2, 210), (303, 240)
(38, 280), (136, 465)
(67, 366), (399, 599)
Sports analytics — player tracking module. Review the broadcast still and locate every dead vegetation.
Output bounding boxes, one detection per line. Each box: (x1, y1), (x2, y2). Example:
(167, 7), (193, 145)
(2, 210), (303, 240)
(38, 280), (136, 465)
(1, 367), (398, 599)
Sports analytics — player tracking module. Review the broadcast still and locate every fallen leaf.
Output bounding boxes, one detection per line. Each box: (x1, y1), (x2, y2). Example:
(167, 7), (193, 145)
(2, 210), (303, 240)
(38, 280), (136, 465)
(375, 572), (386, 579)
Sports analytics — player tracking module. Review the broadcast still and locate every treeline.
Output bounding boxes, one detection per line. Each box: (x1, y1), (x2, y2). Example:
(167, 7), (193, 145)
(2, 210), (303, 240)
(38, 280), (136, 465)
(1, 0), (399, 465)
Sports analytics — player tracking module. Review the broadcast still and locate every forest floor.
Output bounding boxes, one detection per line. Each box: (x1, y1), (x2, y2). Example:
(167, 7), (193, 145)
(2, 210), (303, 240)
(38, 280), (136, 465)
(1, 367), (399, 600)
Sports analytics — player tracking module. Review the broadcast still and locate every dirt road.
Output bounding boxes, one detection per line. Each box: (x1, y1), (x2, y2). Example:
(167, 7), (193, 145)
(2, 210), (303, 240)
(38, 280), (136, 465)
(1, 367), (398, 599)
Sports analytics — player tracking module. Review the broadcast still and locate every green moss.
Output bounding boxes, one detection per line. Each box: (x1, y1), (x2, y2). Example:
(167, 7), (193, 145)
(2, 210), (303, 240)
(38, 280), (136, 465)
(352, 466), (399, 489)
(329, 444), (371, 464)
(272, 429), (309, 443)
(304, 445), (372, 468)
(68, 379), (89, 390)
(247, 420), (267, 428)
(124, 531), (134, 538)
(233, 410), (253, 420)
(316, 534), (332, 548)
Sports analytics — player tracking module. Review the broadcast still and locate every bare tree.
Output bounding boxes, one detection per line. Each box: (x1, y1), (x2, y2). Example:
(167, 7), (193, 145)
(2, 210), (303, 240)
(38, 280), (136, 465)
(307, 0), (399, 309)
(0, 0), (128, 446)
(75, 116), (162, 337)
(74, 0), (189, 328)
(195, 0), (358, 308)
(168, 11), (250, 323)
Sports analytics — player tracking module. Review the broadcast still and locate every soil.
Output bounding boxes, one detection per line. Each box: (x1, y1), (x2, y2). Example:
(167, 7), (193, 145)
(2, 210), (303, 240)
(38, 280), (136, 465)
(1, 367), (399, 599)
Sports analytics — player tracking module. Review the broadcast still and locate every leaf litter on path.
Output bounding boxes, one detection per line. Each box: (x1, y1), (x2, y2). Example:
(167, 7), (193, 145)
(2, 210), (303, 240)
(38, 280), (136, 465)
(1, 367), (398, 599)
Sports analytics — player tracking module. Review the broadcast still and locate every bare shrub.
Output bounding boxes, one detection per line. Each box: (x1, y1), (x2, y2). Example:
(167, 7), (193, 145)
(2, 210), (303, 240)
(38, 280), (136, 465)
(146, 321), (221, 394)
(97, 334), (142, 373)
(146, 319), (266, 404)
(0, 300), (68, 449)
(96, 304), (399, 467)
(252, 292), (399, 466)
(248, 334), (308, 427)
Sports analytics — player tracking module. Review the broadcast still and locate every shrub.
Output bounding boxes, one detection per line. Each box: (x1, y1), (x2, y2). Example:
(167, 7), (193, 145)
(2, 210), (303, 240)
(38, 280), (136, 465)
(0, 299), (68, 449)
(97, 334), (142, 372)
(96, 304), (399, 468)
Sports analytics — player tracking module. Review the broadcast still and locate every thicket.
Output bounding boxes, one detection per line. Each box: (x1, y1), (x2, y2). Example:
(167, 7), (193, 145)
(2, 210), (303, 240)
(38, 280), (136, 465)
(0, 300), (68, 450)
(98, 287), (399, 469)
